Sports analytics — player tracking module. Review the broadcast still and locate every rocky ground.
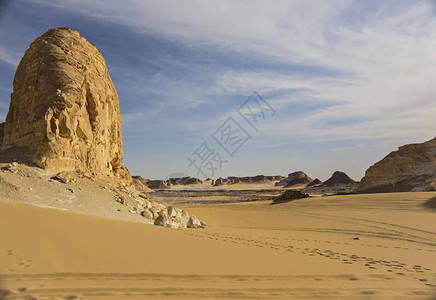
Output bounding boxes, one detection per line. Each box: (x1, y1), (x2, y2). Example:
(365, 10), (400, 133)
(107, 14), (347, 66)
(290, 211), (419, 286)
(0, 162), (205, 229)
(149, 182), (360, 205)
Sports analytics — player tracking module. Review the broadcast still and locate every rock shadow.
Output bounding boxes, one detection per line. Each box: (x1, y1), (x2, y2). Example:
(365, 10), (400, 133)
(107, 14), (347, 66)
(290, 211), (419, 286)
(422, 196), (436, 210)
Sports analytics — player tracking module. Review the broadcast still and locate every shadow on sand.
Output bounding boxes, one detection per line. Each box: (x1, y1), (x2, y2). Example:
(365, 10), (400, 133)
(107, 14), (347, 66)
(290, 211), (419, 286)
(0, 275), (9, 300)
(422, 196), (436, 210)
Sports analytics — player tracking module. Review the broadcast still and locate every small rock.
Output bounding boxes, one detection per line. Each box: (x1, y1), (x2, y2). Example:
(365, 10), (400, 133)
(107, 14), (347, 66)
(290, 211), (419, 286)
(141, 209), (154, 220)
(154, 215), (172, 227)
(180, 210), (189, 219)
(129, 207), (138, 214)
(52, 171), (76, 184)
(187, 215), (204, 229)
(114, 195), (126, 205)
(159, 209), (169, 219)
(167, 206), (177, 218)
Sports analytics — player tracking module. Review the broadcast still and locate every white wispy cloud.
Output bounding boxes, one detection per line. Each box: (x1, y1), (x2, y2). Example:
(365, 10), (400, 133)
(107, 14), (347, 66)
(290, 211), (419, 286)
(0, 44), (20, 67)
(54, 0), (434, 144)
(12, 0), (436, 178)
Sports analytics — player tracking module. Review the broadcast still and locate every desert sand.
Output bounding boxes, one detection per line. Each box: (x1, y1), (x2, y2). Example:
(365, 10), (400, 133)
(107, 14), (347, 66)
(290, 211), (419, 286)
(1, 191), (436, 299)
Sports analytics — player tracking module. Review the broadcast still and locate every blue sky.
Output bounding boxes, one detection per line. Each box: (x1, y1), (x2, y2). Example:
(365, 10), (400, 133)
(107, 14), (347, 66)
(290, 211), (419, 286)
(0, 0), (435, 180)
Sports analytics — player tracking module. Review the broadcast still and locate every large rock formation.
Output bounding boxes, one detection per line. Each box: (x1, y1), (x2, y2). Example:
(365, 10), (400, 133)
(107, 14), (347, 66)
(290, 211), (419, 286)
(275, 171), (313, 187)
(358, 137), (436, 193)
(323, 171), (356, 186)
(0, 27), (129, 180)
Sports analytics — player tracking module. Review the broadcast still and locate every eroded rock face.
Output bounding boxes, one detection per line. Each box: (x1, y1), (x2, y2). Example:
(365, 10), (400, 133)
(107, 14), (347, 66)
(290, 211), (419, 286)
(1, 27), (128, 180)
(358, 137), (436, 193)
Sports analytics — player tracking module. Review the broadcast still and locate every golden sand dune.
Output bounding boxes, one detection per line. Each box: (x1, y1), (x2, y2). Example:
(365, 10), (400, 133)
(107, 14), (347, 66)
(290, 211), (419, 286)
(1, 192), (436, 299)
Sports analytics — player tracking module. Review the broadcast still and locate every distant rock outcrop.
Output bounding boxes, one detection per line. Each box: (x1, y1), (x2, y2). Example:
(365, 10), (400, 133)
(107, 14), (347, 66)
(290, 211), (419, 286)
(211, 175), (283, 186)
(213, 177), (226, 186)
(0, 28), (130, 181)
(147, 180), (169, 190)
(167, 177), (203, 186)
(358, 137), (436, 193)
(323, 171), (356, 186)
(307, 178), (322, 187)
(275, 171), (313, 187)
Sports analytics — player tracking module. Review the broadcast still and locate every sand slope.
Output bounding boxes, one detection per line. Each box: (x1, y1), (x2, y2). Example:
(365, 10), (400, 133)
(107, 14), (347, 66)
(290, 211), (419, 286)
(1, 192), (436, 299)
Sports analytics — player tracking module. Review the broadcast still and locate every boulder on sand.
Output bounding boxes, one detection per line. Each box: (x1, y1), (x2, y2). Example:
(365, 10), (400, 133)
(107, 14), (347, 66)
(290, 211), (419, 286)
(187, 215), (206, 229)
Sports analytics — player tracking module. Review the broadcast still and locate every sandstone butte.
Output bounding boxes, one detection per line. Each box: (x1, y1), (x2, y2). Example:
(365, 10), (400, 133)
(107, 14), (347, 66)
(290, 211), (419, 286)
(0, 27), (130, 181)
(358, 137), (436, 193)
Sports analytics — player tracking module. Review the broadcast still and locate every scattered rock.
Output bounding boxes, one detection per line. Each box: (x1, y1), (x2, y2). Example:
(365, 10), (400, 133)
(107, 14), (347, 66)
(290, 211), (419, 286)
(114, 195), (126, 205)
(154, 214), (171, 227)
(187, 215), (205, 228)
(271, 190), (310, 205)
(141, 209), (154, 220)
(129, 207), (139, 214)
(52, 171), (76, 184)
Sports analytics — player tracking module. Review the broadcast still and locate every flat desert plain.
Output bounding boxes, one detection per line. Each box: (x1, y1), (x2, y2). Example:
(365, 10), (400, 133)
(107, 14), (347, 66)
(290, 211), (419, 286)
(1, 192), (436, 299)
